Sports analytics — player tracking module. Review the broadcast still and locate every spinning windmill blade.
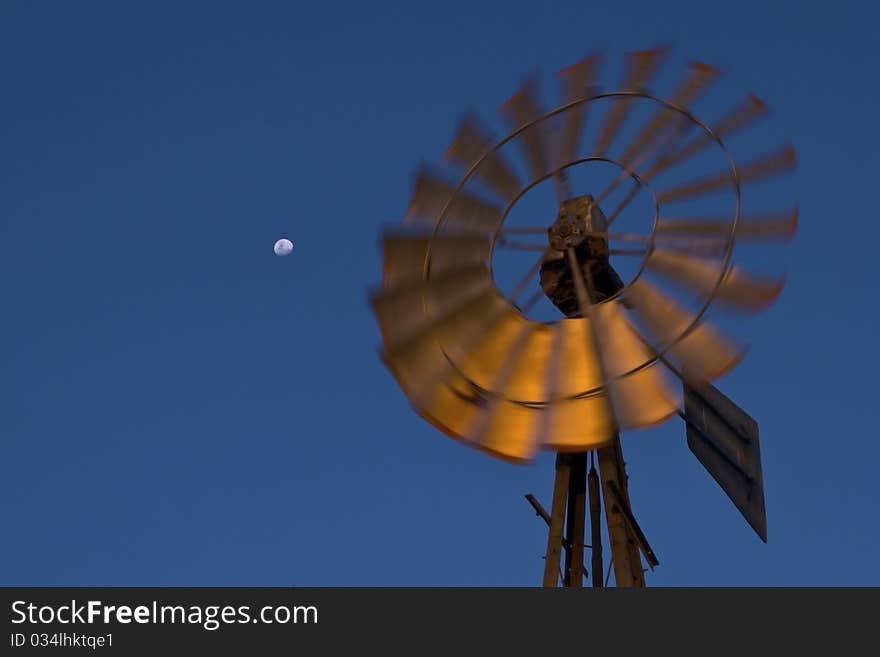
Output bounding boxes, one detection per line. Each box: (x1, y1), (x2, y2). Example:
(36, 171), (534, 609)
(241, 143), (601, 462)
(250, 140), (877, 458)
(594, 47), (669, 157)
(370, 47), (796, 584)
(555, 53), (603, 176)
(655, 207), (799, 241)
(500, 76), (550, 181)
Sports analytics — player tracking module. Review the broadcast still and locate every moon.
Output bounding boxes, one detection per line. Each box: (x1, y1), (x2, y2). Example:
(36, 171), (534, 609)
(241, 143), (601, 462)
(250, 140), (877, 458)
(273, 238), (293, 256)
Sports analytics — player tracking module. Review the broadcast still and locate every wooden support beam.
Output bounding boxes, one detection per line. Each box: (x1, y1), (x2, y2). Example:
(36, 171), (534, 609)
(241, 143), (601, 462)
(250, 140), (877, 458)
(588, 462), (604, 587)
(597, 436), (645, 587)
(542, 453), (571, 587)
(564, 452), (587, 587)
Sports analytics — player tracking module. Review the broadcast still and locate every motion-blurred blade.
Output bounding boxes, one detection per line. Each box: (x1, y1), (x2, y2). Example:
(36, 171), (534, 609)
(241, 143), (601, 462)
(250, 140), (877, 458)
(399, 295), (525, 450)
(652, 235), (729, 258)
(500, 77), (549, 180)
(406, 294), (515, 408)
(656, 144), (796, 204)
(555, 54), (602, 169)
(378, 287), (500, 400)
(595, 47), (669, 156)
(372, 267), (494, 349)
(372, 265), (489, 334)
(656, 207), (799, 241)
(542, 319), (616, 450)
(592, 300), (680, 428)
(619, 62), (720, 168)
(453, 302), (534, 394)
(379, 232), (490, 288)
(445, 115), (522, 204)
(625, 278), (744, 385)
(473, 323), (552, 461)
(643, 94), (769, 180)
(646, 249), (784, 311)
(413, 304), (550, 461)
(418, 369), (488, 452)
(405, 168), (504, 232)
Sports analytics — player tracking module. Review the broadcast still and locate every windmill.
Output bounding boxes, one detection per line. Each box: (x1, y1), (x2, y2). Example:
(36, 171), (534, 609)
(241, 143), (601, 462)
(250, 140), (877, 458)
(369, 47), (796, 587)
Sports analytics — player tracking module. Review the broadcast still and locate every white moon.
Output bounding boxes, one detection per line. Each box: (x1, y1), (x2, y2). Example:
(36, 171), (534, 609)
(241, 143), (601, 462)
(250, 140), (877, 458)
(273, 238), (293, 256)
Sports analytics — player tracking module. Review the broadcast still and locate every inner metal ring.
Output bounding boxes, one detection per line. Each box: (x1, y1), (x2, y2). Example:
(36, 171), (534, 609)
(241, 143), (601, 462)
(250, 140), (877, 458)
(486, 155), (660, 308)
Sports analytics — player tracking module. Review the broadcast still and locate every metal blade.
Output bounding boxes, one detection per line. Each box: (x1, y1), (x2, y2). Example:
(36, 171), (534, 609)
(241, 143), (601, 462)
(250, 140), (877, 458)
(651, 236), (728, 258)
(500, 77), (549, 180)
(656, 144), (796, 204)
(418, 368), (489, 452)
(596, 61), (718, 205)
(372, 268), (494, 351)
(594, 47), (669, 156)
(379, 232), (490, 288)
(625, 278), (745, 386)
(643, 94), (769, 180)
(619, 61), (720, 168)
(592, 299), (680, 429)
(445, 115), (522, 204)
(555, 53), (603, 169)
(497, 237), (548, 251)
(412, 305), (547, 461)
(406, 295), (515, 409)
(381, 287), (513, 410)
(646, 248), (784, 311)
(372, 265), (489, 333)
(473, 323), (552, 461)
(375, 232), (494, 356)
(452, 301), (535, 394)
(656, 207), (799, 241)
(405, 168), (504, 233)
(542, 319), (616, 450)
(378, 288), (501, 409)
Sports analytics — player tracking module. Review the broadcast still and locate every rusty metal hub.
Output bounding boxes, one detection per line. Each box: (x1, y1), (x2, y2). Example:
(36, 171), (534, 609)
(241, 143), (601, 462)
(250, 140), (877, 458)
(541, 194), (622, 315)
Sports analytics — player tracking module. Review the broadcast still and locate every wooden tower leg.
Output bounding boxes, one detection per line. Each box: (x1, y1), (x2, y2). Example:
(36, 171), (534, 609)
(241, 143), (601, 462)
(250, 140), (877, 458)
(597, 436), (646, 587)
(588, 457), (604, 587)
(564, 452), (587, 587)
(542, 453), (571, 587)
(540, 445), (650, 587)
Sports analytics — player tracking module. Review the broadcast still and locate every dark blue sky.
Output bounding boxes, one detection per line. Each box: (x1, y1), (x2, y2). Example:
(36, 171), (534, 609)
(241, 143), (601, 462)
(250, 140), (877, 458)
(2, 0), (878, 586)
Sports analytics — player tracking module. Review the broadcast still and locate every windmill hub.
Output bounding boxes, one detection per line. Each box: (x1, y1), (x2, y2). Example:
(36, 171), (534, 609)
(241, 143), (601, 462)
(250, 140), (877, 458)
(541, 194), (620, 314)
(546, 194), (612, 266)
(547, 194), (606, 252)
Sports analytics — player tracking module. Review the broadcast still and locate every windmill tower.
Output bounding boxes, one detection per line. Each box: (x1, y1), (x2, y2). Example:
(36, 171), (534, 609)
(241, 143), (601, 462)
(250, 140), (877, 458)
(370, 47), (796, 587)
